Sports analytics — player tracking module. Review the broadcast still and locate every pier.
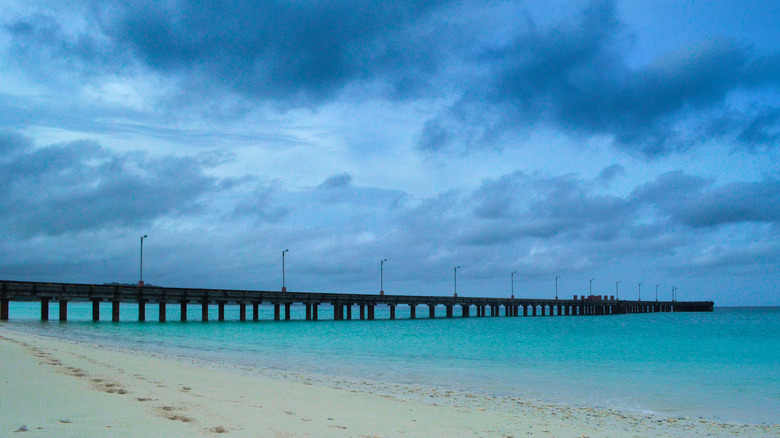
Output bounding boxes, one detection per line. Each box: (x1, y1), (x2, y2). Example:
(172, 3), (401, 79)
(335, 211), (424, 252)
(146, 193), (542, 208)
(0, 280), (713, 322)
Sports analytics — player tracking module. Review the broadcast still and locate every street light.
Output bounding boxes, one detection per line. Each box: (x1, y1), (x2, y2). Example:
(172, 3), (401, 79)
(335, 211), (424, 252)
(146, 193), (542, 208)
(139, 235), (148, 287)
(511, 271), (518, 299)
(282, 249), (289, 292)
(616, 280), (621, 300)
(555, 275), (561, 300)
(380, 259), (388, 295)
(454, 266), (461, 297)
(638, 283), (642, 301)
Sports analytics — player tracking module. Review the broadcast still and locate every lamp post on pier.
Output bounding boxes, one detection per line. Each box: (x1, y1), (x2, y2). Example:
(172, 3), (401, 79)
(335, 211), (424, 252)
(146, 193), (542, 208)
(555, 275), (560, 300)
(282, 249), (289, 292)
(638, 283), (642, 301)
(589, 278), (594, 296)
(380, 259), (387, 295)
(139, 235), (147, 287)
(616, 280), (621, 300)
(454, 266), (461, 297)
(511, 271), (517, 299)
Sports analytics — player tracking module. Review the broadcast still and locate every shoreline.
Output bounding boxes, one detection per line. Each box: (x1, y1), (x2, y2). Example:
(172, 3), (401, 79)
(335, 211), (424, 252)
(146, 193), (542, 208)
(2, 326), (778, 437)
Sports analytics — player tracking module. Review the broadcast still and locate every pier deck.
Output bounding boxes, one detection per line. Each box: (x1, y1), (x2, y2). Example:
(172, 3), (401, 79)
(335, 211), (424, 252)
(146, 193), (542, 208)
(1, 280), (713, 322)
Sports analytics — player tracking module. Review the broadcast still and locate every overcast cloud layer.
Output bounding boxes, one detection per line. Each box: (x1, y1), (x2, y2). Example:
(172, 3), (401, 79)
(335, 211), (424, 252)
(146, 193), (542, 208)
(1, 0), (779, 305)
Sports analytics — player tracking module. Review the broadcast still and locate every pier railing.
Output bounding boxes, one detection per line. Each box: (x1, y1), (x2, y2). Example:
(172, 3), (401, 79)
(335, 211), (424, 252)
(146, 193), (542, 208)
(1, 280), (714, 322)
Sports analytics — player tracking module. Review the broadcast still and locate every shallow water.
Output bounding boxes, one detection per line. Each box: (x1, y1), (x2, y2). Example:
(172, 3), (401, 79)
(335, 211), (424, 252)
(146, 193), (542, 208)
(3, 303), (778, 424)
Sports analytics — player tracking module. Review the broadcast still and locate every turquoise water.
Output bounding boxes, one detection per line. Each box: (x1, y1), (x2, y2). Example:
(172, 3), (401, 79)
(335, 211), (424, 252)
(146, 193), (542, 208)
(3, 304), (778, 424)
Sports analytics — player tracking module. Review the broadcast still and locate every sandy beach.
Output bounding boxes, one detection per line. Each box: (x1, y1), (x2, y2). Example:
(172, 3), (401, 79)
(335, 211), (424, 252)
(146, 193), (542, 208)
(1, 327), (777, 437)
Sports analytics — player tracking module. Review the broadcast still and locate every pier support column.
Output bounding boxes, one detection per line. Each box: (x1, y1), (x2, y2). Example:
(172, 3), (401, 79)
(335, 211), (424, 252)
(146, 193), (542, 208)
(59, 299), (68, 321)
(159, 302), (166, 322)
(346, 305), (352, 320)
(359, 304), (365, 320)
(284, 303), (291, 320)
(446, 305), (453, 318)
(532, 305), (537, 316)
(334, 304), (342, 320)
(428, 305), (436, 318)
(138, 300), (146, 322)
(305, 304), (312, 320)
(41, 298), (49, 321)
(410, 305), (416, 319)
(390, 305), (396, 320)
(240, 303), (247, 321)
(218, 301), (226, 321)
(253, 302), (259, 321)
(111, 300), (119, 322)
(367, 305), (375, 320)
(0, 298), (8, 321)
(313, 303), (318, 320)
(462, 305), (469, 317)
(92, 299), (100, 321)
(180, 300), (188, 321)
(202, 301), (209, 321)
(274, 303), (280, 321)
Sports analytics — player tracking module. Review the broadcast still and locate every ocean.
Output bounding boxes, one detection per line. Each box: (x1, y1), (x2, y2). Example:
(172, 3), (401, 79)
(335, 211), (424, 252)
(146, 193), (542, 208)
(3, 303), (778, 425)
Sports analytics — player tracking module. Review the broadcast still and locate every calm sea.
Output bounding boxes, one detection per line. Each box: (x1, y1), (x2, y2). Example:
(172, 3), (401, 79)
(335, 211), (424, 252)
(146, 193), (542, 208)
(3, 304), (778, 424)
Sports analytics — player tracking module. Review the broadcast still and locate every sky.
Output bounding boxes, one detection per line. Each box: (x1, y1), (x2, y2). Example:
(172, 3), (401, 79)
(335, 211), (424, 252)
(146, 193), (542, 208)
(1, 0), (779, 306)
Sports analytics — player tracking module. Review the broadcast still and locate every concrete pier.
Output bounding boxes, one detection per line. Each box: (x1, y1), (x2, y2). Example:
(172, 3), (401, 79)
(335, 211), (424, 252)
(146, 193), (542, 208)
(0, 280), (714, 323)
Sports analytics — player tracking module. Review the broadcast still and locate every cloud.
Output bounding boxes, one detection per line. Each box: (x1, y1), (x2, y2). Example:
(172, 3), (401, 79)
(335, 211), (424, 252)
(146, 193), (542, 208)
(417, 0), (780, 157)
(0, 133), (226, 237)
(633, 171), (780, 228)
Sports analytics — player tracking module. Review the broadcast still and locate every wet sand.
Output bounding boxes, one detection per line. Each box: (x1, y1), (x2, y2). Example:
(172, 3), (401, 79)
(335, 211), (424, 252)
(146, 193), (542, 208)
(1, 327), (777, 437)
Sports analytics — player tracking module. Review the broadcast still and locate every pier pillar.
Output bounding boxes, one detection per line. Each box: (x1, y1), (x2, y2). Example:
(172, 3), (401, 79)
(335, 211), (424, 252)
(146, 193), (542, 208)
(92, 299), (100, 321)
(180, 300), (188, 321)
(202, 300), (209, 321)
(138, 299), (146, 322)
(274, 303), (280, 321)
(446, 305), (453, 318)
(218, 301), (225, 321)
(253, 302), (259, 320)
(462, 305), (469, 317)
(410, 305), (416, 319)
(565, 305), (570, 316)
(522, 305), (527, 317)
(390, 305), (396, 320)
(359, 304), (365, 320)
(367, 305), (375, 320)
(313, 303), (318, 320)
(428, 304), (436, 318)
(346, 304), (352, 320)
(305, 304), (312, 320)
(159, 302), (166, 322)
(111, 300), (119, 322)
(0, 298), (8, 321)
(334, 304), (342, 320)
(59, 299), (68, 321)
(239, 302), (246, 321)
(41, 298), (49, 321)
(285, 303), (291, 320)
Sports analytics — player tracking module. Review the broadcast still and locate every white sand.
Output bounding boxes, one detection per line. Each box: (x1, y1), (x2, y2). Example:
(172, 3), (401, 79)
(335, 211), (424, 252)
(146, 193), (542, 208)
(1, 327), (777, 437)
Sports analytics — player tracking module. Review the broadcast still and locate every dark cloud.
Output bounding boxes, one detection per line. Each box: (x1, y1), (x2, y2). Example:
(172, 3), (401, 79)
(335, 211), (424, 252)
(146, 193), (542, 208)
(5, 0), (779, 155)
(319, 173), (353, 189)
(0, 133), (225, 237)
(633, 171), (780, 228)
(417, 0), (780, 156)
(737, 109), (780, 148)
